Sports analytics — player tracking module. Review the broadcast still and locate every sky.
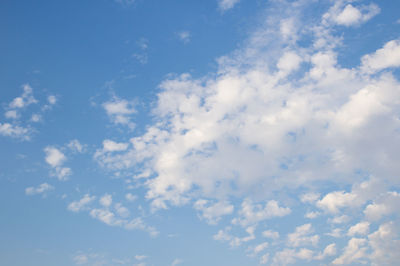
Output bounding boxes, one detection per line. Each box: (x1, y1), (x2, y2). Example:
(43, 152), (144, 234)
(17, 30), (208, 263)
(1, 0), (400, 265)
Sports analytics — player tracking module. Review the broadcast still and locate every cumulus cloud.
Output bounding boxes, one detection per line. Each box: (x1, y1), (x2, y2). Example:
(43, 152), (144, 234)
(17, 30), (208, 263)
(287, 224), (319, 247)
(44, 146), (72, 181)
(25, 183), (54, 196)
(361, 39), (400, 73)
(332, 238), (368, 265)
(0, 123), (30, 140)
(325, 2), (380, 27)
(102, 96), (136, 129)
(87, 0), (400, 263)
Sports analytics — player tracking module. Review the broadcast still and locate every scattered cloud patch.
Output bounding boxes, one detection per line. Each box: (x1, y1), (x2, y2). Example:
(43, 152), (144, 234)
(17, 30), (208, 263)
(25, 183), (54, 196)
(218, 0), (240, 11)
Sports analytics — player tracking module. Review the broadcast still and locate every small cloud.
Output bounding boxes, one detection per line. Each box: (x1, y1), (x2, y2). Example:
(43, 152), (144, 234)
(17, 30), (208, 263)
(68, 194), (96, 212)
(102, 96), (136, 129)
(48, 95), (57, 105)
(177, 31), (191, 44)
(115, 0), (135, 6)
(25, 183), (54, 196)
(134, 255), (147, 261)
(218, 0), (240, 11)
(44, 146), (72, 181)
(67, 139), (86, 153)
(171, 258), (183, 266)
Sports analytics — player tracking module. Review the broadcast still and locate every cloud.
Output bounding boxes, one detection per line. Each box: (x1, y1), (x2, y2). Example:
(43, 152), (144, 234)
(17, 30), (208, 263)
(85, 1), (400, 263)
(68, 194), (96, 212)
(218, 0), (240, 11)
(44, 146), (71, 181)
(361, 39), (400, 73)
(232, 199), (291, 227)
(262, 230), (280, 240)
(25, 183), (54, 196)
(177, 31), (191, 44)
(8, 84), (37, 109)
(332, 238), (368, 265)
(171, 258), (183, 266)
(347, 221), (370, 236)
(102, 96), (136, 129)
(0, 123), (30, 140)
(67, 139), (85, 153)
(99, 194), (113, 207)
(194, 199), (234, 224)
(326, 3), (380, 27)
(287, 223), (319, 247)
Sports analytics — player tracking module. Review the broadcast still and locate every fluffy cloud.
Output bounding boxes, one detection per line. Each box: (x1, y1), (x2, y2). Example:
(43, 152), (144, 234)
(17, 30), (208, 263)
(87, 0), (400, 263)
(332, 238), (368, 265)
(287, 224), (319, 247)
(347, 221), (370, 236)
(44, 146), (72, 181)
(102, 97), (136, 129)
(325, 2), (380, 27)
(0, 123), (30, 140)
(361, 39), (400, 73)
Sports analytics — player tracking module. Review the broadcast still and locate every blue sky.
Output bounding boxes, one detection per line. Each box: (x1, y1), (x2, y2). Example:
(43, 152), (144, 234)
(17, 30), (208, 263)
(1, 0), (400, 265)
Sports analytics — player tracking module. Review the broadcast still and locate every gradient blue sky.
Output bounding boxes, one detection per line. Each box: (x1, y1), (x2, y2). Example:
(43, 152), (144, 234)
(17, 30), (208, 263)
(1, 0), (400, 265)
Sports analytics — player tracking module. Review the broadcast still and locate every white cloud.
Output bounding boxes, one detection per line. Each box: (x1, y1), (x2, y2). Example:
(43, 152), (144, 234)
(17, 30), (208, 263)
(347, 221), (370, 236)
(44, 146), (66, 167)
(232, 199), (291, 227)
(30, 114), (41, 122)
(44, 146), (71, 181)
(327, 3), (380, 27)
(0, 123), (30, 140)
(287, 223), (319, 247)
(368, 221), (400, 265)
(47, 95), (57, 105)
(332, 238), (368, 265)
(68, 194), (96, 212)
(125, 193), (137, 202)
(102, 139), (129, 152)
(99, 194), (113, 207)
(252, 242), (269, 254)
(8, 84), (37, 109)
(218, 0), (240, 11)
(364, 191), (400, 221)
(315, 243), (337, 260)
(102, 97), (136, 129)
(73, 254), (88, 265)
(361, 39), (400, 73)
(171, 258), (183, 266)
(262, 230), (280, 240)
(25, 183), (54, 196)
(5, 110), (18, 119)
(177, 31), (190, 44)
(67, 139), (85, 153)
(194, 199), (234, 224)
(134, 255), (147, 261)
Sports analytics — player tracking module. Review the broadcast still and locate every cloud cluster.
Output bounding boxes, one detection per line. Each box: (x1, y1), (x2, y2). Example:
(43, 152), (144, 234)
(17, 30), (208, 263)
(68, 193), (158, 237)
(0, 84), (56, 140)
(89, 0), (400, 264)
